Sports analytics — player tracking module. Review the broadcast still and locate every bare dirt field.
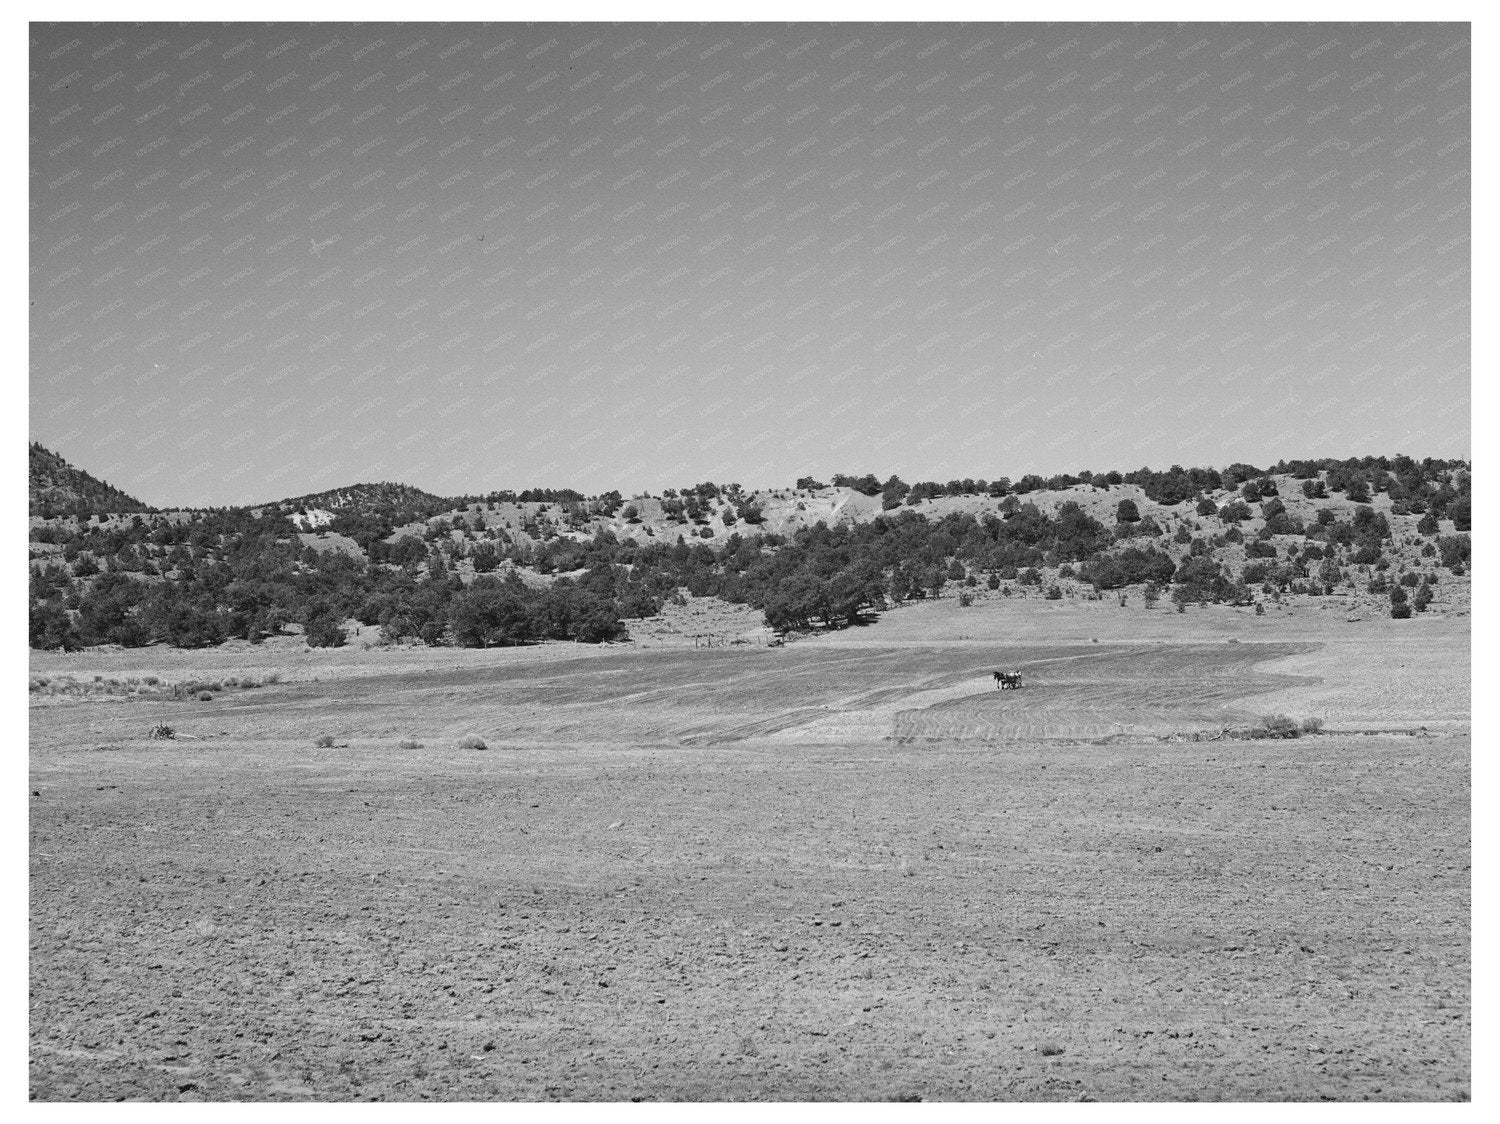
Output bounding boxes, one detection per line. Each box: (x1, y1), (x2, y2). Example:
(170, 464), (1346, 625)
(30, 599), (1469, 1101)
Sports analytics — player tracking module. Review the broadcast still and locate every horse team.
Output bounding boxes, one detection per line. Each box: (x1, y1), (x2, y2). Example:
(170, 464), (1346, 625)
(992, 670), (1024, 690)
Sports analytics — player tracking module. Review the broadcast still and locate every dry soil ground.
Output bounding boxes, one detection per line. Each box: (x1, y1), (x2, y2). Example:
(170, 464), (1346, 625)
(29, 598), (1469, 1101)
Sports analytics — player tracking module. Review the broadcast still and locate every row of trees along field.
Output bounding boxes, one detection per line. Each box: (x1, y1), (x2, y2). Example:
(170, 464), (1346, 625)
(30, 455), (1470, 649)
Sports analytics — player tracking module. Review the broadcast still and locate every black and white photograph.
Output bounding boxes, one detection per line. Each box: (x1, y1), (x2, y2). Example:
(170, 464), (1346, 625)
(26, 6), (1473, 1103)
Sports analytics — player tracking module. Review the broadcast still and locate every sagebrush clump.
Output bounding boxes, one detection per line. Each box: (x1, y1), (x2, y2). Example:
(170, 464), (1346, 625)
(1258, 714), (1301, 738)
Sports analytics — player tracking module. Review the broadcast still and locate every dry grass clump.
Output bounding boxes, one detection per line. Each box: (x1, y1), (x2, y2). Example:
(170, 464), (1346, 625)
(399, 740), (423, 750)
(25, 673), (285, 699)
(1257, 714), (1301, 738)
(313, 733), (335, 748)
(1216, 714), (1327, 741)
(457, 734), (488, 751)
(32, 675), (147, 697)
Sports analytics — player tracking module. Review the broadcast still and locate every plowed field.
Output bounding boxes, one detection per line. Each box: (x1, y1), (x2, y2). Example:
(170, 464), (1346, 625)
(30, 604), (1470, 1101)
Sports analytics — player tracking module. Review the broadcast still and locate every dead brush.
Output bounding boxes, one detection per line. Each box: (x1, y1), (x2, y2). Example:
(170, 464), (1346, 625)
(32, 676), (139, 697)
(1257, 714), (1301, 739)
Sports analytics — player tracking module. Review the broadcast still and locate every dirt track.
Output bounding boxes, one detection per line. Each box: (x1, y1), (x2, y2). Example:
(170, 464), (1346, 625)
(30, 604), (1470, 1101)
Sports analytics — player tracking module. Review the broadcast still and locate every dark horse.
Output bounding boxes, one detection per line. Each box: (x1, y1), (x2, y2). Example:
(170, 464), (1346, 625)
(993, 670), (1023, 690)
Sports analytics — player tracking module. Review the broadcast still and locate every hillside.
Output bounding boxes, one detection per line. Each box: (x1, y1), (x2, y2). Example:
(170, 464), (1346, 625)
(28, 450), (1471, 651)
(263, 482), (458, 534)
(29, 443), (152, 519)
(272, 482), (454, 518)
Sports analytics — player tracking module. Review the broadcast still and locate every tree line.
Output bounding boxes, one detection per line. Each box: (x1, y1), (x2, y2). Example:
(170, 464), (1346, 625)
(29, 457), (1470, 649)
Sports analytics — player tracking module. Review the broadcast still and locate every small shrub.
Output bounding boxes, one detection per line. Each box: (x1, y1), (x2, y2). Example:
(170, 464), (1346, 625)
(263, 672), (281, 684)
(1044, 585), (1063, 600)
(142, 675), (159, 686)
(148, 723), (175, 740)
(313, 733), (335, 748)
(458, 734), (488, 751)
(224, 676), (240, 687)
(197, 692), (213, 702)
(1300, 717), (1324, 734)
(1259, 714), (1300, 738)
(1391, 602), (1412, 619)
(399, 739), (423, 750)
(1039, 1043), (1066, 1057)
(957, 590), (975, 607)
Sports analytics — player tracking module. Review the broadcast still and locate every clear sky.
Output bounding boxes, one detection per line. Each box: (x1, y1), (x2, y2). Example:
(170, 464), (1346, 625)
(29, 19), (1470, 508)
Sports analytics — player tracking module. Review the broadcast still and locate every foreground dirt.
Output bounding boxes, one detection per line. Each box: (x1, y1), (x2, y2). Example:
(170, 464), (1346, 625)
(30, 609), (1469, 1101)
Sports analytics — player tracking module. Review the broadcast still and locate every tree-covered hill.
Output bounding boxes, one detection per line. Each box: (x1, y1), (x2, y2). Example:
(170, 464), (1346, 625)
(28, 450), (1471, 650)
(272, 482), (455, 518)
(29, 443), (153, 519)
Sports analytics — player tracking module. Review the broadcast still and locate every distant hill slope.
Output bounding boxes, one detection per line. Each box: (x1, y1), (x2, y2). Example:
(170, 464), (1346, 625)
(29, 443), (152, 518)
(273, 482), (454, 516)
(28, 447), (1470, 651)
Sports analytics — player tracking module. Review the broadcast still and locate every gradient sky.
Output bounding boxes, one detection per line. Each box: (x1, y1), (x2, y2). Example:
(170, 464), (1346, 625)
(29, 20), (1470, 508)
